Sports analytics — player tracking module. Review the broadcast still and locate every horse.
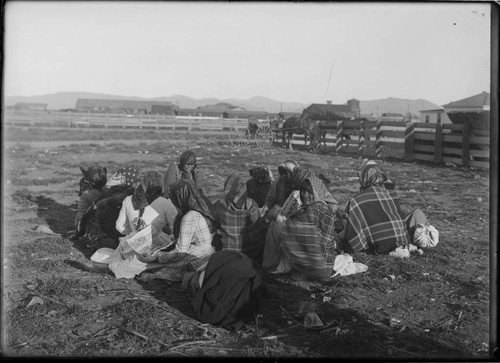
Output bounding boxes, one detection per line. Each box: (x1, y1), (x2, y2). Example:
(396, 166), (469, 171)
(281, 116), (320, 150)
(317, 119), (373, 147)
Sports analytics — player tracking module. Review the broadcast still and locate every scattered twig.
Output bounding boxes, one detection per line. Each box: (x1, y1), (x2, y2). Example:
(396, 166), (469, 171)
(390, 346), (420, 357)
(168, 340), (217, 350)
(124, 329), (149, 341)
(9, 342), (28, 349)
(202, 345), (268, 352)
(260, 333), (288, 340)
(101, 288), (130, 292)
(89, 327), (112, 339)
(35, 294), (66, 306)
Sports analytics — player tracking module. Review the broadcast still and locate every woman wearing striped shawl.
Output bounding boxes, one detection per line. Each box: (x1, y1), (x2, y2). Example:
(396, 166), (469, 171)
(214, 174), (265, 263)
(275, 174), (340, 281)
(344, 163), (426, 254)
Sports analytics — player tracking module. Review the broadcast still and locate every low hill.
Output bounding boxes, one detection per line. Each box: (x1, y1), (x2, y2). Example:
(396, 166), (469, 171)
(4, 92), (441, 116)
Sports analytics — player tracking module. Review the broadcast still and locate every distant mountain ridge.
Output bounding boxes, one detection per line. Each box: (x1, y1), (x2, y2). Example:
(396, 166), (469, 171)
(4, 91), (441, 116)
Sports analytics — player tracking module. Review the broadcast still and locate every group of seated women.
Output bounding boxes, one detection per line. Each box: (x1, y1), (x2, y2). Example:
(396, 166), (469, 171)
(74, 150), (430, 286)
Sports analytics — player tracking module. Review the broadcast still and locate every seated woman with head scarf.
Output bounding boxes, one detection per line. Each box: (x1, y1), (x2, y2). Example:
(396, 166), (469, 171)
(214, 174), (266, 264)
(79, 167), (141, 252)
(72, 165), (108, 240)
(97, 171), (179, 279)
(262, 160), (299, 220)
(274, 172), (341, 281)
(136, 179), (219, 282)
(343, 163), (427, 255)
(165, 150), (201, 194)
(115, 170), (177, 242)
(262, 165), (313, 273)
(246, 166), (274, 209)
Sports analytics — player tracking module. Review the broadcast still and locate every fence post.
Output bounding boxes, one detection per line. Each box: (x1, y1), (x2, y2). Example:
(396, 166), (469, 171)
(375, 120), (383, 158)
(434, 123), (443, 164)
(404, 122), (415, 162)
(358, 119), (365, 156)
(335, 120), (344, 153)
(462, 121), (471, 167)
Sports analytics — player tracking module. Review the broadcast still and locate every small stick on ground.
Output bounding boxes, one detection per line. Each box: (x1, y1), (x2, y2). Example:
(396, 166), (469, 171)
(168, 340), (217, 350)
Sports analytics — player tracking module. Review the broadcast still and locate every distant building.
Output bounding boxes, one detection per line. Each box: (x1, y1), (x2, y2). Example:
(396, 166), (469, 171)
(302, 99), (360, 121)
(194, 102), (246, 118)
(442, 92), (490, 131)
(443, 91), (490, 113)
(419, 109), (451, 124)
(150, 104), (177, 115)
(381, 112), (406, 122)
(75, 99), (175, 114)
(14, 102), (47, 111)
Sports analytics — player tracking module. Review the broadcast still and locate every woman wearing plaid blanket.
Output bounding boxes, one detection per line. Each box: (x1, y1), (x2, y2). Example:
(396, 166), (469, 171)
(274, 173), (341, 281)
(343, 163), (426, 254)
(214, 174), (266, 264)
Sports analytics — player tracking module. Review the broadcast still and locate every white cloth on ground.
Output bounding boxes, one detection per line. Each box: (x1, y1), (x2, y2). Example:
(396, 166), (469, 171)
(330, 253), (368, 277)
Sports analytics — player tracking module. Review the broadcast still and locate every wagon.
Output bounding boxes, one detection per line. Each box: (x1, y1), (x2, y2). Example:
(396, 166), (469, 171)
(229, 119), (281, 149)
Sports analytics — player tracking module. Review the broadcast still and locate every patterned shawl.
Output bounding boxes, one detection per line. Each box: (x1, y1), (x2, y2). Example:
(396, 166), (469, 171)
(107, 167), (141, 188)
(358, 164), (391, 191)
(345, 186), (410, 254)
(214, 175), (262, 259)
(224, 174), (248, 210)
(249, 166), (273, 184)
(277, 174), (339, 281)
(131, 170), (165, 210)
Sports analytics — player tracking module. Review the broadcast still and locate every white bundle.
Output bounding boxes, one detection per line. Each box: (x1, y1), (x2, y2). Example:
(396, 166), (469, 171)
(413, 224), (439, 248)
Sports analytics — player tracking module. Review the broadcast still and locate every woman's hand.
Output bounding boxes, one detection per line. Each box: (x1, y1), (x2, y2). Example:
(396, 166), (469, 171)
(276, 214), (287, 224)
(137, 252), (157, 263)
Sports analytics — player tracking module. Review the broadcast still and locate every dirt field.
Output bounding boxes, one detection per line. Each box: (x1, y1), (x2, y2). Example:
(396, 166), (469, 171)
(2, 125), (493, 358)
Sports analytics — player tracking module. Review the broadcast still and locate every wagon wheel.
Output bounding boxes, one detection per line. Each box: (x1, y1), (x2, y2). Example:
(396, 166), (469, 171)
(255, 126), (274, 149)
(229, 126), (251, 148)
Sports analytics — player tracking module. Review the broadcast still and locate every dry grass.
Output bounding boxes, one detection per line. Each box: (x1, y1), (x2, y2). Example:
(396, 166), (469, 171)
(2, 125), (492, 359)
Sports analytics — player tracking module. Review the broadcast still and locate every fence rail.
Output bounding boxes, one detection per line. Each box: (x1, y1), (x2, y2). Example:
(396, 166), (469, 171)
(3, 110), (249, 131)
(3, 110), (490, 168)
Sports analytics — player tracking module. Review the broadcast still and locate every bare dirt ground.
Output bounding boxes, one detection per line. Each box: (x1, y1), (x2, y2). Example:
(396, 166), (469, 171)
(1, 126), (494, 359)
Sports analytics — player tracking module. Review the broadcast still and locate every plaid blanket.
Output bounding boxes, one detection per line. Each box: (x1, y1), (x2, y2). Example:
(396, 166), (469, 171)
(345, 186), (410, 254)
(214, 198), (265, 262)
(277, 200), (338, 280)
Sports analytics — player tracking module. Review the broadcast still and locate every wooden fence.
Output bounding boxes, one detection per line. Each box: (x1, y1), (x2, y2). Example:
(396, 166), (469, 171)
(4, 111), (490, 168)
(3, 110), (249, 131)
(289, 119), (490, 169)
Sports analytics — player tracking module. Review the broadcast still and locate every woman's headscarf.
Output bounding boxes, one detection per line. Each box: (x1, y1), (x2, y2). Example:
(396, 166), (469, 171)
(169, 179), (219, 239)
(298, 176), (338, 206)
(131, 170), (165, 210)
(106, 167), (141, 188)
(289, 167), (314, 191)
(80, 165), (107, 190)
(177, 150), (198, 182)
(275, 160), (301, 205)
(224, 174), (248, 210)
(358, 164), (391, 190)
(249, 166), (273, 184)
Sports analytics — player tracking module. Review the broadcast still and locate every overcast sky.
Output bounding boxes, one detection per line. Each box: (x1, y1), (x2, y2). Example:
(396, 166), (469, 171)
(3, 1), (491, 105)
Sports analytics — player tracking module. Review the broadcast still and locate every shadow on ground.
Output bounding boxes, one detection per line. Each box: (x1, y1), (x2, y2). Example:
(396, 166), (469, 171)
(258, 275), (468, 359)
(35, 195), (93, 257)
